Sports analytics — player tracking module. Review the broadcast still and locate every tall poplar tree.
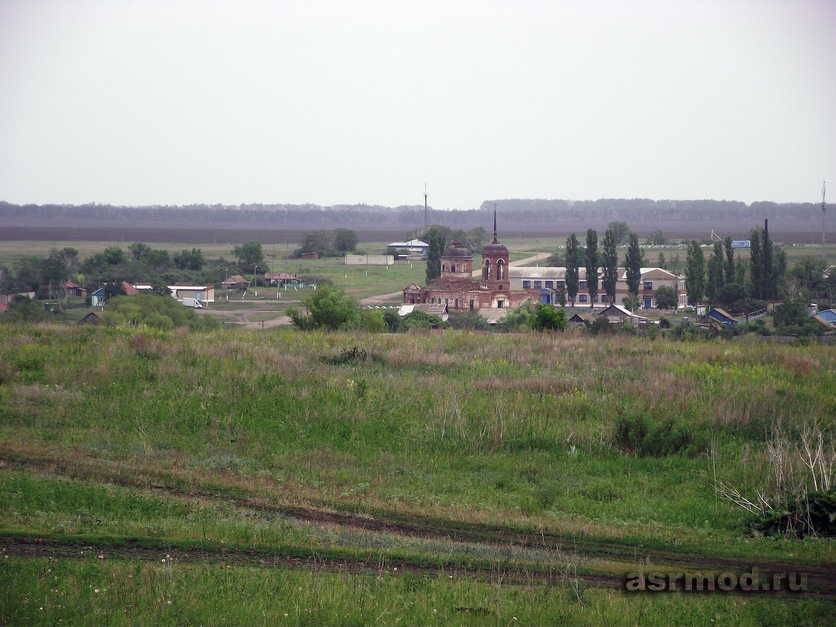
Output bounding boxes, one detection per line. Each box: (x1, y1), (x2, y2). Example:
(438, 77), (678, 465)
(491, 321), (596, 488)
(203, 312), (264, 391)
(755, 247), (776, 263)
(723, 236), (735, 284)
(425, 226), (447, 284)
(585, 229), (598, 308)
(625, 233), (643, 299)
(601, 229), (618, 305)
(565, 233), (580, 306)
(685, 240), (705, 305)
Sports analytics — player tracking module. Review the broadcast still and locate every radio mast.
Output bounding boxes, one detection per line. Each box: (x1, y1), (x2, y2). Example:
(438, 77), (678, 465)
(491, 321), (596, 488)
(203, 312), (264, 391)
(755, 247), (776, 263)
(423, 183), (428, 236)
(822, 181), (827, 263)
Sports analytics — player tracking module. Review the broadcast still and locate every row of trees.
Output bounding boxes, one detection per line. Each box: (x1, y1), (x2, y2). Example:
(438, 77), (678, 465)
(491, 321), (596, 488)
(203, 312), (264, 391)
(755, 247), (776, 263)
(562, 228), (647, 309)
(684, 226), (834, 317)
(3, 198), (826, 226)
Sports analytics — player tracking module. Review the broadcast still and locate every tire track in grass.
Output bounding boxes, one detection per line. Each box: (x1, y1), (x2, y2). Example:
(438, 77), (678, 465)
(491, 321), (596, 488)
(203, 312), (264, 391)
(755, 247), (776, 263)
(2, 449), (835, 595)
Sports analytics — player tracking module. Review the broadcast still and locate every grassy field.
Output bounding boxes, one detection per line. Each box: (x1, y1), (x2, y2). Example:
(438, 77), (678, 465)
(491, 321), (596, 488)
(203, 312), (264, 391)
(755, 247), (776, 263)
(0, 322), (833, 624)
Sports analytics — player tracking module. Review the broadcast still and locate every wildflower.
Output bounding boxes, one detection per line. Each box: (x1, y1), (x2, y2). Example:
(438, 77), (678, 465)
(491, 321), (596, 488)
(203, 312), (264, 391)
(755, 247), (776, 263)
(161, 558), (166, 563)
(94, 588), (100, 593)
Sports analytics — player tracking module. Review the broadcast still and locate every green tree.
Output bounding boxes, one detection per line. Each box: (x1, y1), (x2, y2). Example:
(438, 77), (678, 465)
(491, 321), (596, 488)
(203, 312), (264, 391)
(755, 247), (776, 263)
(358, 308), (385, 332)
(333, 229), (359, 254)
(749, 228), (763, 299)
(425, 226), (448, 284)
(529, 304), (567, 332)
(622, 294), (641, 313)
(173, 248), (205, 271)
(233, 241), (265, 273)
(286, 284), (358, 331)
(624, 233), (643, 299)
(585, 229), (598, 308)
(101, 246), (126, 266)
(382, 310), (402, 333)
(607, 220), (630, 245)
(645, 230), (667, 246)
(723, 236), (735, 284)
(685, 241), (705, 305)
(706, 241), (725, 304)
(654, 285), (678, 311)
(129, 242), (151, 261)
(496, 302), (534, 332)
(601, 229), (618, 305)
(297, 231), (333, 257)
(0, 296), (51, 323)
(565, 234), (580, 306)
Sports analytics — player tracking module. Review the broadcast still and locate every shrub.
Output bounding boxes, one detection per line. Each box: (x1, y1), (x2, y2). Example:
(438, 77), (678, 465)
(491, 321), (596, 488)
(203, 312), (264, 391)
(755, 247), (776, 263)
(287, 284), (358, 331)
(613, 410), (708, 457)
(529, 305), (567, 332)
(749, 488), (836, 538)
(401, 311), (448, 331)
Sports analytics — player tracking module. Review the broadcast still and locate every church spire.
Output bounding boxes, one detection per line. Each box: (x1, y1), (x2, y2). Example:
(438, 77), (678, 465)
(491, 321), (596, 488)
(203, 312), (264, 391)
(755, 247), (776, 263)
(493, 203), (498, 243)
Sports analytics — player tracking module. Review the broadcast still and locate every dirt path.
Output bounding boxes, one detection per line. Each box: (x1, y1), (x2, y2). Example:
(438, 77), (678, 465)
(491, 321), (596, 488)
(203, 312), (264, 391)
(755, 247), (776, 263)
(3, 449), (834, 595)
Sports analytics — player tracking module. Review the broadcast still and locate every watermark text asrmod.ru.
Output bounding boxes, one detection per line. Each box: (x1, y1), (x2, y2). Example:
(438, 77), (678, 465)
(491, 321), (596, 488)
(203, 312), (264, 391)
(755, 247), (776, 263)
(625, 569), (807, 592)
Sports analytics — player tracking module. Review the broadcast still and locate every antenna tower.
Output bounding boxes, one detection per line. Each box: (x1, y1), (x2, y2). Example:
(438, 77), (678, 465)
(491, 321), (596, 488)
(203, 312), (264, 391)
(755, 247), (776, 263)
(423, 183), (428, 235)
(822, 181), (827, 263)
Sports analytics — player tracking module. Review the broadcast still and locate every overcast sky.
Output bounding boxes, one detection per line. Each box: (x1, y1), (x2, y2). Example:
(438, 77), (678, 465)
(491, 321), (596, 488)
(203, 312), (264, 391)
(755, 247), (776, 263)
(1, 0), (834, 210)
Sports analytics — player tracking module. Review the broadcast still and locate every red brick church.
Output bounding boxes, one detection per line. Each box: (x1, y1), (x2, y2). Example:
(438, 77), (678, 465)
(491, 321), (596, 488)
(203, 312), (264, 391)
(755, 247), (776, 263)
(402, 213), (532, 314)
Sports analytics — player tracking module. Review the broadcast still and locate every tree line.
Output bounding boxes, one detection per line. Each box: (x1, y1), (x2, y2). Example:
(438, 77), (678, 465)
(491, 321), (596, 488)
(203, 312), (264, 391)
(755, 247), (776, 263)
(0, 241), (273, 301)
(1, 197), (826, 228)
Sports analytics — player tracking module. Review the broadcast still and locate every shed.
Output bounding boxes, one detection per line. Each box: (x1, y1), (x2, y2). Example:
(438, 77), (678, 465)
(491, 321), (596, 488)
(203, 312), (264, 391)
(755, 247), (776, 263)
(810, 309), (836, 329)
(222, 275), (249, 289)
(598, 304), (646, 325)
(78, 311), (102, 325)
(705, 308), (737, 328)
(568, 312), (593, 328)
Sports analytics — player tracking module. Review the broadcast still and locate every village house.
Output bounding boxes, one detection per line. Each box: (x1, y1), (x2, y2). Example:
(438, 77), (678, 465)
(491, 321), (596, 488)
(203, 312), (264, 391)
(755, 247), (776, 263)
(263, 272), (300, 286)
(221, 274), (249, 290)
(387, 239), (429, 259)
(168, 284), (215, 303)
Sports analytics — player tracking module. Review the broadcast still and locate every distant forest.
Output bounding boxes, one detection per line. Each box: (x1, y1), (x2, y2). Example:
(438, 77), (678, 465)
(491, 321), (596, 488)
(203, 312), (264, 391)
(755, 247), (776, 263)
(0, 198), (824, 225)
(0, 198), (827, 245)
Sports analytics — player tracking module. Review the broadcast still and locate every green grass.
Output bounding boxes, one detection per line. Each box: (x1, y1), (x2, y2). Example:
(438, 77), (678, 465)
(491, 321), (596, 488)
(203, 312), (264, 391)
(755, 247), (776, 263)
(0, 323), (833, 622)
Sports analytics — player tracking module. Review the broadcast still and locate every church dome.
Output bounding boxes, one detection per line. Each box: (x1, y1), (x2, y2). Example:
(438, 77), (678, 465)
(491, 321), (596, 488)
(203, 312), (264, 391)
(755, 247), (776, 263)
(442, 241), (472, 259)
(482, 240), (508, 255)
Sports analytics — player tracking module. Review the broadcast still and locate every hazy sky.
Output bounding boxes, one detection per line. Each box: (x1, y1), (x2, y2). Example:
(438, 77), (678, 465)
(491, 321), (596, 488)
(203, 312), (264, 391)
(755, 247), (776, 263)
(1, 0), (834, 210)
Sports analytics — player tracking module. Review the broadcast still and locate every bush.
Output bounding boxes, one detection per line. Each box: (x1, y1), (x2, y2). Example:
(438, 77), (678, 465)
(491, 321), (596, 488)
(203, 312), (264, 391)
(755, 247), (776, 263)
(529, 304), (567, 332)
(401, 310), (448, 331)
(585, 317), (611, 335)
(749, 488), (836, 538)
(613, 410), (708, 457)
(447, 311), (490, 331)
(103, 294), (219, 330)
(287, 284), (358, 331)
(358, 309), (386, 333)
